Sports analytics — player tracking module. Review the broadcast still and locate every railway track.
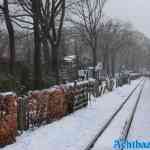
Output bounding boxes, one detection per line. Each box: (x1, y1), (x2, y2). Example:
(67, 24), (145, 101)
(120, 80), (145, 150)
(84, 78), (145, 150)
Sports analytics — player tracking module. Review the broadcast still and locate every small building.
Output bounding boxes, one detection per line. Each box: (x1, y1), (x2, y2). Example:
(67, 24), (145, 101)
(59, 55), (77, 82)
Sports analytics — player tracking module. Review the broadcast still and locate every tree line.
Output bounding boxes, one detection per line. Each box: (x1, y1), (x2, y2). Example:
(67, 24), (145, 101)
(0, 0), (150, 92)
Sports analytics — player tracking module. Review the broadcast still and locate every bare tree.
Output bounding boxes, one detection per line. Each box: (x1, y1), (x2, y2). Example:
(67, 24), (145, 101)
(39, 0), (66, 83)
(0, 0), (16, 75)
(16, 0), (66, 84)
(99, 20), (133, 77)
(31, 0), (42, 89)
(13, 0), (42, 88)
(69, 0), (107, 75)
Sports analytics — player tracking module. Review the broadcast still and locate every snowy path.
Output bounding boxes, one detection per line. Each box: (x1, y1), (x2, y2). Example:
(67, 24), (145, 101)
(2, 78), (142, 150)
(92, 79), (145, 150)
(128, 78), (150, 145)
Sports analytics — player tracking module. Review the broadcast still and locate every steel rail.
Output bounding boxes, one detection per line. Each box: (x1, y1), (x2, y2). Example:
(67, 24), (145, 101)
(84, 79), (145, 150)
(120, 80), (145, 150)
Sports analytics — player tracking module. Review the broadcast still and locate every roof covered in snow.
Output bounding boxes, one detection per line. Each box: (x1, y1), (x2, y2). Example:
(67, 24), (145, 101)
(64, 55), (76, 62)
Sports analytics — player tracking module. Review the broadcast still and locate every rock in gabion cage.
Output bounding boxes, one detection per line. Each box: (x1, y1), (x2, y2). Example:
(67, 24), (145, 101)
(0, 92), (17, 147)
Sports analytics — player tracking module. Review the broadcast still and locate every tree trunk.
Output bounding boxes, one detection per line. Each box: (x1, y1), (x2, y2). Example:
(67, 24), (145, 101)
(103, 51), (109, 76)
(3, 0), (15, 75)
(32, 0), (42, 89)
(51, 44), (59, 84)
(42, 38), (51, 74)
(111, 53), (116, 78)
(75, 41), (79, 79)
(92, 46), (97, 77)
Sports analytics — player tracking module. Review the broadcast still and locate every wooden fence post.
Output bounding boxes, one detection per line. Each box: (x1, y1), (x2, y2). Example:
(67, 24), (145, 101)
(17, 96), (28, 132)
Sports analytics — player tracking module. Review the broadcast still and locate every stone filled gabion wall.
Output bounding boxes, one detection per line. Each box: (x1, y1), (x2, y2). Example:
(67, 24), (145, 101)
(27, 87), (69, 127)
(0, 92), (17, 146)
(0, 78), (111, 147)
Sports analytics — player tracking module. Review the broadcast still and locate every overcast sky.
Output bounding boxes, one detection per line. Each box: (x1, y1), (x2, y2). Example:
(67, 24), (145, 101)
(105, 0), (150, 38)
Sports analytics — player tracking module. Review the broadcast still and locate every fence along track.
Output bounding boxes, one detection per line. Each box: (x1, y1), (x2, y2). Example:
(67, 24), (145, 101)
(84, 79), (145, 150)
(17, 79), (115, 131)
(120, 79), (146, 150)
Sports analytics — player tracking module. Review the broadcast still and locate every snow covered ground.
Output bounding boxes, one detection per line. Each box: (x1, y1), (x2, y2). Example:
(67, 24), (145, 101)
(128, 78), (150, 147)
(92, 78), (144, 150)
(1, 78), (143, 150)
